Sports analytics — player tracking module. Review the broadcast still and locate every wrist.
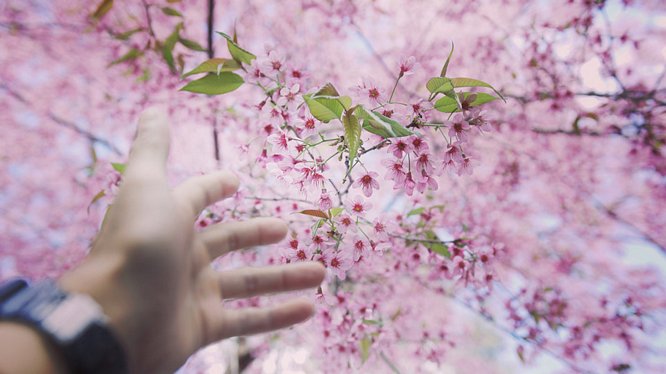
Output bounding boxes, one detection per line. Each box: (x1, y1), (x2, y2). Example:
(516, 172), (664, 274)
(0, 321), (69, 374)
(58, 256), (135, 371)
(0, 276), (129, 373)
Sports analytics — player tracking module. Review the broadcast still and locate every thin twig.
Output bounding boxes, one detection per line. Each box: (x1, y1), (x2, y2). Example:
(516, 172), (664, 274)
(380, 352), (402, 374)
(351, 22), (419, 99)
(244, 196), (313, 205)
(1, 83), (121, 155)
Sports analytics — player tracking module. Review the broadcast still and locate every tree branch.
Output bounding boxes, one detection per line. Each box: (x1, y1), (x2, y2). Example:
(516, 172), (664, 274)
(0, 83), (121, 155)
(207, 0), (221, 162)
(593, 200), (666, 255)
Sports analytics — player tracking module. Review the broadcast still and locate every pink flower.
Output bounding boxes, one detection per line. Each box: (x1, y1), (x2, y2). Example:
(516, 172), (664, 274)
(467, 109), (492, 133)
(336, 214), (355, 233)
(297, 115), (319, 138)
(352, 79), (384, 105)
(328, 249), (353, 280)
(415, 152), (434, 175)
(294, 245), (314, 262)
(403, 172), (416, 196)
(372, 218), (391, 241)
(348, 196), (372, 216)
(452, 256), (467, 277)
(388, 139), (412, 158)
(261, 104), (287, 126)
(415, 172), (438, 193)
(282, 239), (314, 262)
(457, 155), (475, 176)
(318, 191), (333, 210)
(276, 83), (302, 111)
(267, 131), (290, 152)
(399, 56), (419, 77)
(410, 100), (433, 116)
(245, 59), (269, 85)
(449, 114), (471, 142)
(352, 236), (368, 261)
(444, 142), (464, 164)
(299, 166), (325, 187)
(382, 158), (407, 184)
(285, 65), (309, 83)
(409, 135), (429, 154)
(262, 50), (285, 73)
(353, 171), (380, 197)
(309, 234), (331, 252)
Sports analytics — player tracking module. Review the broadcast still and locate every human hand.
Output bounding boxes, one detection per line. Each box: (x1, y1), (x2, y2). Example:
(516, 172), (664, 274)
(59, 107), (325, 373)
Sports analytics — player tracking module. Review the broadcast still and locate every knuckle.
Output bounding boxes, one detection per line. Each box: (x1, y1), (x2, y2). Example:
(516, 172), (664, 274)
(244, 274), (260, 294)
(227, 230), (241, 250)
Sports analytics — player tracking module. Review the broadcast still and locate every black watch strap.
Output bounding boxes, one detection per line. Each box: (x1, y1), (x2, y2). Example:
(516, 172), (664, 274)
(0, 279), (128, 374)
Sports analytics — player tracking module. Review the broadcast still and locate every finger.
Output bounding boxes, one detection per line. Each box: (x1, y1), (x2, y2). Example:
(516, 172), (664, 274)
(216, 298), (314, 340)
(200, 218), (288, 259)
(125, 106), (170, 181)
(173, 171), (239, 216)
(218, 262), (325, 299)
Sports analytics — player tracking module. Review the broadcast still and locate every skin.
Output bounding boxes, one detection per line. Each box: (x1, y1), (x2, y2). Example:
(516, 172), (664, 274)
(0, 107), (325, 374)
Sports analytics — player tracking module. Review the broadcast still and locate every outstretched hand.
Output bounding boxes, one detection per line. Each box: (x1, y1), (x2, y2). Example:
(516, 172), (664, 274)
(59, 107), (325, 373)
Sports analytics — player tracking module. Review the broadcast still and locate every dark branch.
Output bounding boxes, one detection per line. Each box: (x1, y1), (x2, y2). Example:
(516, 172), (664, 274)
(207, 0), (220, 161)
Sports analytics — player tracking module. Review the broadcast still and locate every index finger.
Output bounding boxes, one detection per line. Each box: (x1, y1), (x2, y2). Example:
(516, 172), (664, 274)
(124, 106), (171, 181)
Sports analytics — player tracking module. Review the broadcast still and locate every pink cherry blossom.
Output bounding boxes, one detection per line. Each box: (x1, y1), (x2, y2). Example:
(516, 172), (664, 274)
(347, 196), (372, 216)
(318, 190), (333, 210)
(449, 114), (472, 142)
(399, 56), (419, 77)
(353, 171), (380, 197)
(327, 249), (353, 280)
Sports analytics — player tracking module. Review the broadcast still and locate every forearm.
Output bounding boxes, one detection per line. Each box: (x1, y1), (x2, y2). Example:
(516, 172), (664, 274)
(0, 322), (68, 374)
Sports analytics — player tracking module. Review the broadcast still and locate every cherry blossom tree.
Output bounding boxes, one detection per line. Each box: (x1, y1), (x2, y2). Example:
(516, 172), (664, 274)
(1, 0), (665, 372)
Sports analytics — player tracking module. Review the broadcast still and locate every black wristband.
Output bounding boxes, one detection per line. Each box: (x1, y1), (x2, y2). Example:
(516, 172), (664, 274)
(0, 279), (128, 374)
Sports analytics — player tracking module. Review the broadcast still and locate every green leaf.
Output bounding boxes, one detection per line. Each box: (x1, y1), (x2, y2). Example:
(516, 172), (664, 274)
(298, 210), (329, 219)
(180, 72), (244, 95)
(449, 77), (505, 101)
(329, 207), (344, 217)
(303, 95), (347, 123)
(423, 230), (451, 258)
(161, 6), (183, 17)
(179, 37), (206, 52)
(440, 42), (454, 77)
(217, 32), (256, 65)
(137, 68), (150, 83)
(362, 319), (381, 325)
(314, 219), (325, 230)
(111, 162), (126, 173)
(343, 109), (362, 168)
(434, 92), (498, 113)
(426, 77), (454, 94)
(108, 48), (142, 66)
(91, 0), (114, 21)
(315, 83), (341, 97)
(162, 23), (183, 73)
(87, 190), (106, 214)
(407, 207), (425, 217)
(88, 144), (98, 175)
(113, 27), (143, 41)
(517, 346), (525, 363)
(355, 106), (412, 138)
(360, 336), (372, 364)
(183, 58), (240, 77)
